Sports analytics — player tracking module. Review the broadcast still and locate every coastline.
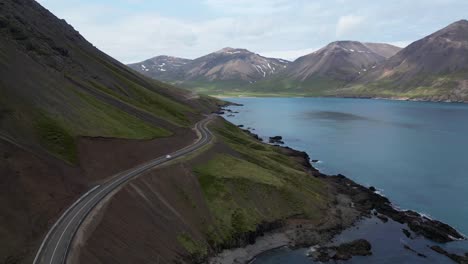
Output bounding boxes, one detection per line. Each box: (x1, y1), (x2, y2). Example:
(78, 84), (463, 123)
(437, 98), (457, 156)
(207, 106), (467, 264)
(209, 143), (467, 263)
(211, 94), (468, 104)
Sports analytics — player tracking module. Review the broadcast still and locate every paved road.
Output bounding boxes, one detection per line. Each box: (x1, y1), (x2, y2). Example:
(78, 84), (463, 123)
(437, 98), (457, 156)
(33, 116), (214, 264)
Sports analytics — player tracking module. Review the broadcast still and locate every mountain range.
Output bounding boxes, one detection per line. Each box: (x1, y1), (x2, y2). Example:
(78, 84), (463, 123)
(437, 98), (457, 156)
(128, 47), (289, 92)
(131, 20), (468, 102)
(339, 19), (468, 102)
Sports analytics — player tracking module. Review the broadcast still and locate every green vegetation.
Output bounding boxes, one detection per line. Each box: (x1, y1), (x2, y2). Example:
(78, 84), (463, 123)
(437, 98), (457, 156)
(248, 75), (345, 96)
(193, 121), (328, 247)
(175, 71), (467, 102)
(177, 233), (208, 262)
(34, 114), (77, 164)
(180, 76), (345, 98)
(332, 71), (468, 101)
(75, 49), (194, 127)
(72, 88), (171, 139)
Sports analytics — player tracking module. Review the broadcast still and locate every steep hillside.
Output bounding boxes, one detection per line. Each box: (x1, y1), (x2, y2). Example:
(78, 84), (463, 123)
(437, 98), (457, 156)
(0, 0), (222, 262)
(246, 41), (399, 96)
(340, 20), (468, 102)
(0, 0), (223, 162)
(69, 118), (333, 264)
(129, 48), (289, 93)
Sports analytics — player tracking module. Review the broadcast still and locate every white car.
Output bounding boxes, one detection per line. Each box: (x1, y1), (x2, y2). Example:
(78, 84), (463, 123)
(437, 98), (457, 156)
(166, 155), (172, 159)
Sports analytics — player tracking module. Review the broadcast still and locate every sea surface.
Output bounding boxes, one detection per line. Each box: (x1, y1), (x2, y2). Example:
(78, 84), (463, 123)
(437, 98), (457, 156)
(222, 97), (468, 263)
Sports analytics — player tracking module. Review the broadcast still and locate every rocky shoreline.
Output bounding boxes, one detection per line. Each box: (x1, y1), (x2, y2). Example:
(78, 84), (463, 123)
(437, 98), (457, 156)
(208, 118), (467, 264)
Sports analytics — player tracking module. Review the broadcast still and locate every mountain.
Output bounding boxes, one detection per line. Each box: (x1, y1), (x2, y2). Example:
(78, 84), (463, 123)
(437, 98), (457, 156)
(283, 41), (394, 82)
(0, 0), (222, 261)
(340, 20), (468, 102)
(0, 0), (222, 158)
(363, 43), (402, 58)
(129, 47), (290, 93)
(127, 55), (191, 82)
(247, 41), (401, 95)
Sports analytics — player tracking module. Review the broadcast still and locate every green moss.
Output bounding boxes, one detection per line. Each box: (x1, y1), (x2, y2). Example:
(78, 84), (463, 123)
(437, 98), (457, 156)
(184, 75), (345, 97)
(177, 233), (208, 261)
(193, 121), (329, 245)
(34, 114), (77, 164)
(339, 71), (468, 100)
(73, 49), (194, 127)
(195, 154), (284, 190)
(88, 79), (192, 127)
(231, 208), (249, 234)
(73, 88), (171, 139)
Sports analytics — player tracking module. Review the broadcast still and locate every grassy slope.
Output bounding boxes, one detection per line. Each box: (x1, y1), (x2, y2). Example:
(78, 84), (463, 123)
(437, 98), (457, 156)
(176, 75), (346, 97)
(337, 71), (468, 100)
(183, 120), (329, 257)
(0, 0), (222, 163)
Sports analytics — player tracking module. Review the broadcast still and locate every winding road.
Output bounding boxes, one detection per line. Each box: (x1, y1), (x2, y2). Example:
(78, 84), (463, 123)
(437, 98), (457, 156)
(33, 116), (214, 264)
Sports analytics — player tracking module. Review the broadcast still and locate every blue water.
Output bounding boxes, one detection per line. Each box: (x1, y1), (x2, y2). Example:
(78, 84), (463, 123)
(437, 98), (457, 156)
(222, 97), (468, 263)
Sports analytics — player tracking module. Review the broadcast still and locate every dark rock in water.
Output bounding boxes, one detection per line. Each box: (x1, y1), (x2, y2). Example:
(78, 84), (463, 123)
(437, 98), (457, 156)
(311, 159), (319, 163)
(323, 175), (465, 243)
(402, 229), (412, 238)
(311, 239), (372, 262)
(404, 245), (427, 258)
(214, 111), (225, 115)
(376, 214), (388, 223)
(369, 186), (376, 192)
(430, 245), (468, 264)
(237, 125), (244, 128)
(227, 114), (235, 117)
(269, 136), (284, 144)
(242, 129), (263, 142)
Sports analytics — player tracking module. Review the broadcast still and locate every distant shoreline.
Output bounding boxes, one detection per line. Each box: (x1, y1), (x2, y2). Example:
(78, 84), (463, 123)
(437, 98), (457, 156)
(211, 94), (468, 104)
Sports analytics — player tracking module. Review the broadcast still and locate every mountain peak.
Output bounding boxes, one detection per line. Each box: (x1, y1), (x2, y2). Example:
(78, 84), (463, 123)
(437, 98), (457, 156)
(330, 40), (361, 45)
(443, 19), (468, 31)
(428, 19), (468, 42)
(216, 47), (250, 54)
(453, 19), (468, 25)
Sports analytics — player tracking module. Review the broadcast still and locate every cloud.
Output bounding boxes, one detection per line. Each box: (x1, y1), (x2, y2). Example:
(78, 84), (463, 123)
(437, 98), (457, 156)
(203, 0), (292, 14)
(336, 15), (365, 37)
(36, 0), (468, 63)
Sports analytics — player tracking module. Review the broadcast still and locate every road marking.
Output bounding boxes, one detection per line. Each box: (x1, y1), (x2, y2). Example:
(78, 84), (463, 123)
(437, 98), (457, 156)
(50, 182), (115, 263)
(36, 117), (214, 264)
(32, 185), (101, 264)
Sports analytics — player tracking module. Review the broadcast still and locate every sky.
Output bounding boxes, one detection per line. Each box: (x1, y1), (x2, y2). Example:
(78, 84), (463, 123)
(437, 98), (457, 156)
(36, 0), (468, 63)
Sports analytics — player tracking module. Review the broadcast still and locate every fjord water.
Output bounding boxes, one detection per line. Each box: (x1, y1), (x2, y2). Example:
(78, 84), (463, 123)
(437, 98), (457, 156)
(223, 97), (468, 262)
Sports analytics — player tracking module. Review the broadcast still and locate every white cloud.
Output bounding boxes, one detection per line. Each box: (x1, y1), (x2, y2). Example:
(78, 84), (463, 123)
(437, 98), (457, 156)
(336, 15), (365, 37)
(36, 0), (468, 63)
(203, 0), (292, 14)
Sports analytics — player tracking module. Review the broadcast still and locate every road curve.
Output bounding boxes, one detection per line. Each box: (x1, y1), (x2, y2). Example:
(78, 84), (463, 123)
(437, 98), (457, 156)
(33, 116), (214, 264)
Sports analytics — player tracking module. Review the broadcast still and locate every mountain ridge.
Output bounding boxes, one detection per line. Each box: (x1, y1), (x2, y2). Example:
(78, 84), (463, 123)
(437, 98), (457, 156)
(128, 47), (290, 92)
(339, 19), (468, 102)
(128, 42), (399, 95)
